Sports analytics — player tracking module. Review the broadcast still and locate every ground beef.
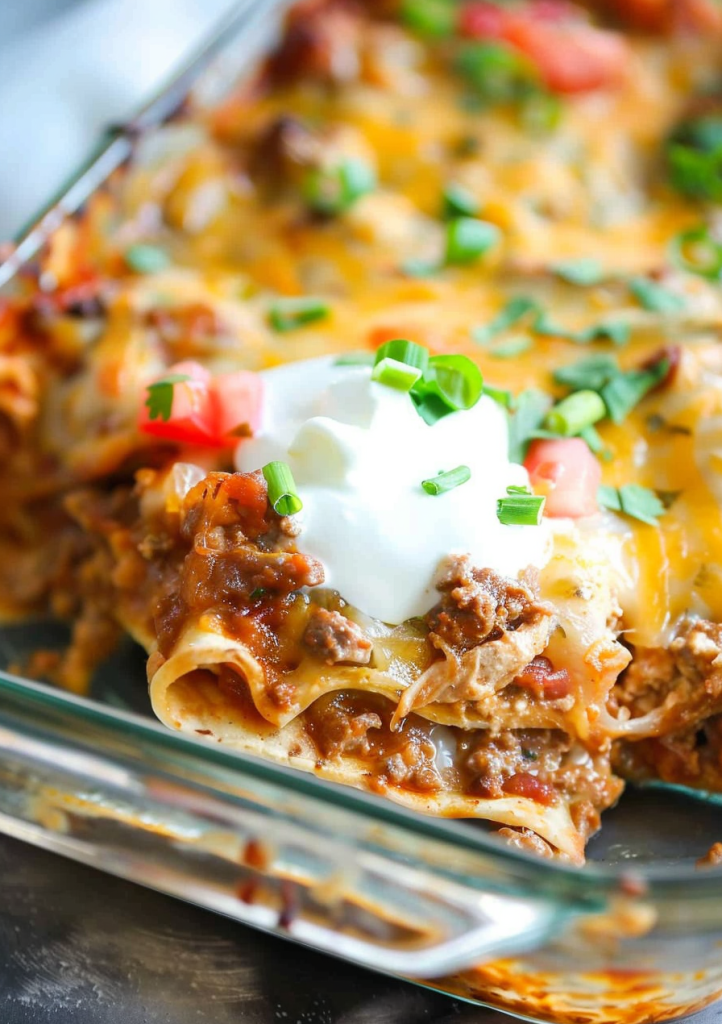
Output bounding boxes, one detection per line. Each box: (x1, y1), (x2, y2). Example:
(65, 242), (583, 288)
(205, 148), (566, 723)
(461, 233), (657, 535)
(267, 0), (363, 85)
(303, 606), (373, 665)
(180, 471), (324, 608)
(307, 700), (381, 758)
(248, 116), (320, 192)
(614, 714), (722, 793)
(426, 555), (550, 656)
(614, 618), (722, 735)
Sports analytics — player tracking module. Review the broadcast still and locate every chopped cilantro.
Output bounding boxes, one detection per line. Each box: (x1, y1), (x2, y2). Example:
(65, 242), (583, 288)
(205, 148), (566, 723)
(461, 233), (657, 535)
(144, 374), (191, 423)
(488, 335), (533, 359)
(552, 258), (604, 287)
(553, 354), (619, 393)
(600, 360), (668, 423)
(597, 484), (667, 526)
(629, 276), (686, 314)
(507, 389), (552, 464)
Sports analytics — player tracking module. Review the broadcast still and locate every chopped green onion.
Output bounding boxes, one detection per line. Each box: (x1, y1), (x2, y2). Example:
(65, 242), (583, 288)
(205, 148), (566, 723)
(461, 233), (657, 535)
(521, 88), (562, 136)
(553, 354), (619, 393)
(374, 339), (429, 372)
(600, 360), (668, 423)
(442, 182), (480, 219)
(545, 390), (606, 437)
(334, 352), (375, 366)
(445, 217), (500, 265)
(125, 244), (171, 274)
(413, 392), (454, 425)
(421, 465), (471, 496)
(472, 295), (540, 345)
(269, 297), (330, 332)
(400, 0), (456, 37)
(302, 158), (376, 216)
(670, 225), (722, 281)
(497, 486), (545, 526)
(628, 276), (686, 314)
(597, 484), (666, 526)
(552, 258), (604, 287)
(262, 461), (303, 517)
(507, 389), (552, 464)
(144, 373), (191, 422)
(416, 353), (484, 411)
(484, 384), (515, 409)
(372, 356), (423, 391)
(455, 41), (537, 105)
(488, 334), (533, 359)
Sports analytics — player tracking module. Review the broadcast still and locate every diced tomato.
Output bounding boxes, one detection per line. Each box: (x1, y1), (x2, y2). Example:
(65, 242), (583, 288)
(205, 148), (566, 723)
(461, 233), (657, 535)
(459, 2), (507, 39)
(524, 437), (601, 518)
(460, 1), (629, 94)
(213, 370), (264, 441)
(139, 360), (263, 448)
(502, 17), (628, 94)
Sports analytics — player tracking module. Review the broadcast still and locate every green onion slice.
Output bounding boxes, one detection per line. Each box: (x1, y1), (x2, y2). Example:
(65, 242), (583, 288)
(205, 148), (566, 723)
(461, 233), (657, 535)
(418, 353), (484, 411)
(302, 158), (376, 216)
(262, 461), (303, 516)
(421, 465), (471, 495)
(442, 182), (480, 219)
(445, 217), (500, 265)
(413, 392), (453, 426)
(125, 244), (171, 274)
(269, 297), (330, 332)
(545, 390), (606, 437)
(670, 225), (722, 281)
(371, 357), (423, 391)
(497, 486), (545, 526)
(374, 339), (429, 372)
(400, 0), (456, 37)
(484, 384), (515, 409)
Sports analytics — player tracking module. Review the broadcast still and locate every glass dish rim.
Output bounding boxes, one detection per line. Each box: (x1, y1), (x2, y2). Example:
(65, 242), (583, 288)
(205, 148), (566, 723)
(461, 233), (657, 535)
(1, 0), (721, 896)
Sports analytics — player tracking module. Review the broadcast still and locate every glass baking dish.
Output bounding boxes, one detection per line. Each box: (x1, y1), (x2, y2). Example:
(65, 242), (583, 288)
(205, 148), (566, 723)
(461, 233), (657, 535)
(2, 3), (722, 1021)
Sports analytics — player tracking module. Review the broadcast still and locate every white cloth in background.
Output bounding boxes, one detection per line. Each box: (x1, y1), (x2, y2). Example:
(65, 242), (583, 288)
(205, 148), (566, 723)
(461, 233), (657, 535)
(0, 0), (237, 240)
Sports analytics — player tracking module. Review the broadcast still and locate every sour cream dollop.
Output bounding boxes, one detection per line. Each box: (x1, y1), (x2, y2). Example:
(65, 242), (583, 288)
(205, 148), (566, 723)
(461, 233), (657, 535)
(236, 356), (550, 624)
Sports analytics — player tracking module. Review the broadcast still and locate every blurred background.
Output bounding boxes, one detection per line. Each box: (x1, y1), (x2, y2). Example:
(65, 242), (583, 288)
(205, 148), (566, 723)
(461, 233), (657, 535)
(0, 0), (238, 241)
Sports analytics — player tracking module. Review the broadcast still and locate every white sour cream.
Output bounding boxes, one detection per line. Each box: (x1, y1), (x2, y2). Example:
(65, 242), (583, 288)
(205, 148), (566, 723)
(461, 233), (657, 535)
(235, 356), (550, 624)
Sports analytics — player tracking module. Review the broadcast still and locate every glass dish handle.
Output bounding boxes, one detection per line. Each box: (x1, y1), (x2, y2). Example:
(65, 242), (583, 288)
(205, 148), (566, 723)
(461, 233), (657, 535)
(0, 674), (564, 978)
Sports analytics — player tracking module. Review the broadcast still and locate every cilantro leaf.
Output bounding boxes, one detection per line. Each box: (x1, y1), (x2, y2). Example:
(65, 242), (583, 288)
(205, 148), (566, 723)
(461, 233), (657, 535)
(600, 359), (668, 423)
(629, 276), (686, 314)
(507, 389), (553, 464)
(552, 258), (604, 286)
(553, 354), (619, 392)
(472, 296), (541, 346)
(144, 374), (191, 422)
(598, 484), (666, 526)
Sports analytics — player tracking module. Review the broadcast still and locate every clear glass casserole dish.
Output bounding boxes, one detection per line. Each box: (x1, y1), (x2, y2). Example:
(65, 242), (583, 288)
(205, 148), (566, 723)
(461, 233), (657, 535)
(1, 3), (722, 1021)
